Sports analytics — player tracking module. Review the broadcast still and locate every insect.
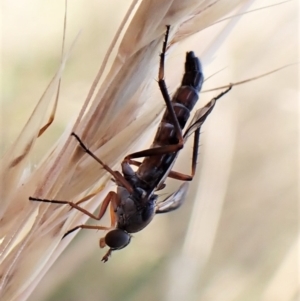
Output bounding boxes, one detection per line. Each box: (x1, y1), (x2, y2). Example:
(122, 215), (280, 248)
(29, 26), (231, 262)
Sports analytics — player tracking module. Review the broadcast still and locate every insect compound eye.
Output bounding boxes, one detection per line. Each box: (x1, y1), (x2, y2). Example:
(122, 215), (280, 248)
(105, 229), (131, 250)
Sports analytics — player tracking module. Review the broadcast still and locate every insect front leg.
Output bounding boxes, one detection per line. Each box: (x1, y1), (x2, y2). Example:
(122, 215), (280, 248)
(99, 201), (119, 248)
(63, 225), (112, 239)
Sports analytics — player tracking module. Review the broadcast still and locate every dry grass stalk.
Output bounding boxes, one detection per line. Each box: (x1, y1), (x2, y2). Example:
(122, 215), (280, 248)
(0, 0), (264, 300)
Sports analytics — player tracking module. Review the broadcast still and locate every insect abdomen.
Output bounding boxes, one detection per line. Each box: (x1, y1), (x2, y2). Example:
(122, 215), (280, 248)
(157, 51), (203, 140)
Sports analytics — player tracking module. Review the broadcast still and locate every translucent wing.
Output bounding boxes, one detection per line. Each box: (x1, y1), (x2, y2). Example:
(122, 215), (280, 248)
(183, 98), (217, 141)
(184, 86), (232, 140)
(156, 182), (189, 214)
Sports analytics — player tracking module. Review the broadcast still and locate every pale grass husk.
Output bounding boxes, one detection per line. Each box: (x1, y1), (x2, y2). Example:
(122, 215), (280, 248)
(0, 0), (290, 300)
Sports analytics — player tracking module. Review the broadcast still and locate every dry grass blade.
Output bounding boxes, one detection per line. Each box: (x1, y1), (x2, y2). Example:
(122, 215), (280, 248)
(202, 63), (299, 92)
(0, 54), (69, 220)
(0, 0), (270, 300)
(173, 0), (252, 42)
(0, 32), (79, 299)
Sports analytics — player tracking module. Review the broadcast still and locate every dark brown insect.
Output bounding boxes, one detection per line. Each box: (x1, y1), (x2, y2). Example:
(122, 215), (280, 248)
(29, 26), (231, 262)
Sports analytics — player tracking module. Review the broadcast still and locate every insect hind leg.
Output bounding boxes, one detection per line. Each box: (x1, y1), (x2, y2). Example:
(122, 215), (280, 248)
(184, 85), (233, 176)
(158, 25), (184, 146)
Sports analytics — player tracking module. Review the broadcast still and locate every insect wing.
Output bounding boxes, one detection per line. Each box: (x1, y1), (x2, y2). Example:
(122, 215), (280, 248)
(183, 98), (217, 141)
(156, 182), (189, 214)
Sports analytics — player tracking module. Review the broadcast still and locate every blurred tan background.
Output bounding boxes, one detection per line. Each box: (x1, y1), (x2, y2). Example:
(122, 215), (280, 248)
(1, 1), (298, 301)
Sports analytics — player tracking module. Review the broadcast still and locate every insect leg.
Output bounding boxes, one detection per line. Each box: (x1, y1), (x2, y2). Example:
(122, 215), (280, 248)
(63, 224), (112, 238)
(124, 85), (231, 179)
(101, 249), (112, 263)
(109, 201), (118, 227)
(126, 158), (192, 181)
(74, 184), (105, 206)
(124, 142), (184, 162)
(129, 86), (232, 180)
(158, 25), (184, 146)
(99, 199), (119, 248)
(184, 85), (233, 140)
(29, 191), (117, 221)
(179, 86), (233, 177)
(71, 132), (133, 193)
(63, 192), (120, 238)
